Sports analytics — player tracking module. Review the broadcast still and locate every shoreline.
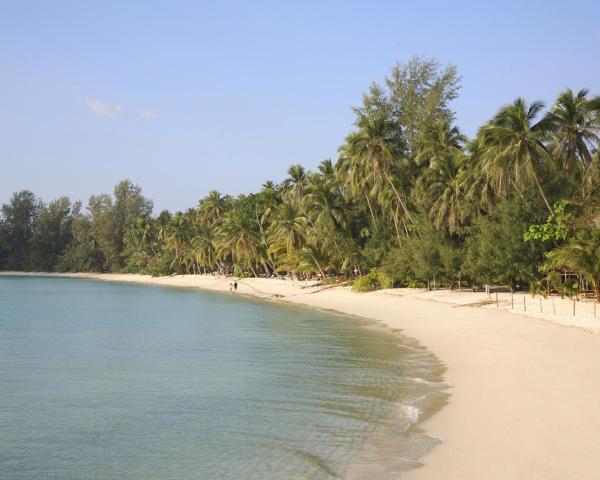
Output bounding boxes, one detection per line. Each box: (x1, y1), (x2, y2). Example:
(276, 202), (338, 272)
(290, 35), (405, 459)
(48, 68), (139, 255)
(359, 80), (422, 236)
(4, 272), (600, 478)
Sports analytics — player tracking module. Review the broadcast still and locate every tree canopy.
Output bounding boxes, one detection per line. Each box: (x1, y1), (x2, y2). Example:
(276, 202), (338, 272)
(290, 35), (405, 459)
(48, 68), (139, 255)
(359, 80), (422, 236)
(1, 57), (599, 299)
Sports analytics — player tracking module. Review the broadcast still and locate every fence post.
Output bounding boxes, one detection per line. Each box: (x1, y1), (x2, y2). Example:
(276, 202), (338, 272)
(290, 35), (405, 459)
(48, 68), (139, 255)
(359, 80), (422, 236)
(540, 297), (542, 313)
(523, 296), (526, 312)
(511, 292), (514, 309)
(496, 292), (498, 308)
(573, 298), (576, 316)
(552, 298), (556, 314)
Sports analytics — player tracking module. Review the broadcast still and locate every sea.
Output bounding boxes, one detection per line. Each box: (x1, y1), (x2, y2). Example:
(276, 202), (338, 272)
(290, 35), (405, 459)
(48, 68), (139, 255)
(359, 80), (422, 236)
(0, 275), (445, 479)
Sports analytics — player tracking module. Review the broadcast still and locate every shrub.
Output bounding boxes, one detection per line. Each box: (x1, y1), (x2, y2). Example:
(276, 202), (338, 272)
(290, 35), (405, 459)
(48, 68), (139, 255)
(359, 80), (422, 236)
(352, 269), (393, 292)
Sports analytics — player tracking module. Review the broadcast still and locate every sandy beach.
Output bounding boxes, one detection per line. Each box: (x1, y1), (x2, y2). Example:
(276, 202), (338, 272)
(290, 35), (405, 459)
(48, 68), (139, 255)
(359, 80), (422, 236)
(4, 272), (600, 479)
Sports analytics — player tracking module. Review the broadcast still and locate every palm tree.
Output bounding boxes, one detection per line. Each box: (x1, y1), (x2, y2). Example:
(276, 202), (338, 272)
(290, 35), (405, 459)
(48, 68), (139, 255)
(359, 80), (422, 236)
(422, 149), (469, 234)
(197, 190), (226, 224)
(478, 98), (554, 214)
(414, 120), (468, 233)
(317, 159), (336, 184)
(415, 119), (465, 168)
(584, 150), (600, 199)
(166, 213), (192, 273)
(339, 111), (415, 229)
(543, 89), (600, 175)
(463, 137), (495, 211)
(192, 224), (217, 272)
(304, 174), (350, 264)
(549, 232), (600, 302)
(256, 181), (280, 225)
(123, 220), (144, 255)
(216, 200), (261, 276)
(283, 165), (307, 207)
(305, 176), (347, 232)
(299, 243), (331, 279)
(142, 221), (158, 256)
(336, 147), (377, 223)
(268, 202), (307, 259)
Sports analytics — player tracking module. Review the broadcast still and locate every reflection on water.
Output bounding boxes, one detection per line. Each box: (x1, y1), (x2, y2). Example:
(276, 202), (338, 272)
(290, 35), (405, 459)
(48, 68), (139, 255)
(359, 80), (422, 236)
(0, 276), (445, 479)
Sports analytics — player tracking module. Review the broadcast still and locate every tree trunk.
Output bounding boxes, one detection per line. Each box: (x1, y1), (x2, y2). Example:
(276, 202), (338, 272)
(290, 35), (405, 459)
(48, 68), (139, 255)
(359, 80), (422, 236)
(383, 171), (420, 235)
(308, 251), (327, 280)
(392, 206), (402, 243)
(365, 195), (376, 223)
(530, 168), (553, 215)
(249, 264), (258, 277)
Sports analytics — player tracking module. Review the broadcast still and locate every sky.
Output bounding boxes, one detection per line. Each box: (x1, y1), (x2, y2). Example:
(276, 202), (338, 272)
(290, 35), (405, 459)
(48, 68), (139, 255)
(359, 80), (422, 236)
(1, 0), (599, 212)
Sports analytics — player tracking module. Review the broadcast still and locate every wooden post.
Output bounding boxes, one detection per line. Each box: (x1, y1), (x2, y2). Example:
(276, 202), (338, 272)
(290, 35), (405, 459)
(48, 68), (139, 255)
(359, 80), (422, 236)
(539, 297), (542, 313)
(496, 292), (498, 308)
(594, 301), (596, 318)
(523, 296), (526, 312)
(573, 298), (576, 316)
(552, 298), (556, 314)
(511, 292), (514, 309)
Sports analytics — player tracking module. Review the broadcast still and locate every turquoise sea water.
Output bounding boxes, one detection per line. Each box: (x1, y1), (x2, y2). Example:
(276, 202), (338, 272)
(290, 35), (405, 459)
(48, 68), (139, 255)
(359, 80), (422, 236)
(0, 276), (444, 479)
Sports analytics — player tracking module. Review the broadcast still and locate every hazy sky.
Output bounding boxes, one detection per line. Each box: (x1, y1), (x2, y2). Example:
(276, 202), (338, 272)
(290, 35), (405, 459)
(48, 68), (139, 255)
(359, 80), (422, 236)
(2, 0), (599, 212)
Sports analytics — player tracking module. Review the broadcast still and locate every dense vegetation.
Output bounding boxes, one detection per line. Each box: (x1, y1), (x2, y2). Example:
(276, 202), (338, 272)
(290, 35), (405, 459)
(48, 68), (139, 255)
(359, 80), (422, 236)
(2, 58), (599, 299)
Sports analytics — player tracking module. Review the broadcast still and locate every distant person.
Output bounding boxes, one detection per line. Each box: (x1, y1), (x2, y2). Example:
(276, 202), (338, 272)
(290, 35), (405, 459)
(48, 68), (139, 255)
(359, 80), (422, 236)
(228, 283), (233, 292)
(233, 281), (238, 293)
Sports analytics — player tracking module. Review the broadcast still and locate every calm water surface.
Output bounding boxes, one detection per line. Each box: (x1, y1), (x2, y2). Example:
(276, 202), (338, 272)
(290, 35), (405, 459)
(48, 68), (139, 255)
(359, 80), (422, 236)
(0, 276), (443, 479)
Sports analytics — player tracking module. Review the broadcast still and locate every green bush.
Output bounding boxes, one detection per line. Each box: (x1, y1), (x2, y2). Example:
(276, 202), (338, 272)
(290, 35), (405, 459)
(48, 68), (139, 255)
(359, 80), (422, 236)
(352, 269), (393, 292)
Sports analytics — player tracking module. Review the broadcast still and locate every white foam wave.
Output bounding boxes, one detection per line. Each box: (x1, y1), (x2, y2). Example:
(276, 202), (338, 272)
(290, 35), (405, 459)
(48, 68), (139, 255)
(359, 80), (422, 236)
(400, 404), (422, 425)
(410, 377), (447, 387)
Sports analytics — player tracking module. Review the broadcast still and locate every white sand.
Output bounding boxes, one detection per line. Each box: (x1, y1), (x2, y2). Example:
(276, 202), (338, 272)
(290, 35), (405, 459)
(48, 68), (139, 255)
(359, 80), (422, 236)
(4, 271), (600, 479)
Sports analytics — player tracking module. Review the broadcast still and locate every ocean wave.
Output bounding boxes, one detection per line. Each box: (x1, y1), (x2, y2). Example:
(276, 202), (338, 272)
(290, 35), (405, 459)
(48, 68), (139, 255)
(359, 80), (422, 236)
(400, 403), (422, 425)
(411, 376), (447, 387)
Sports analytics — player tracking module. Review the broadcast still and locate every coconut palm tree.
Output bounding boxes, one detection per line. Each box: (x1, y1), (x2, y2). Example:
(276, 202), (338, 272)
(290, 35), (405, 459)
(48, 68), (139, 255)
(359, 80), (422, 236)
(299, 243), (331, 279)
(584, 150), (600, 199)
(166, 213), (192, 273)
(415, 119), (465, 168)
(215, 196), (262, 276)
(549, 230), (600, 302)
(336, 147), (377, 223)
(339, 111), (415, 230)
(197, 190), (227, 224)
(304, 174), (350, 262)
(305, 176), (347, 233)
(256, 181), (280, 225)
(216, 216), (259, 275)
(268, 202), (307, 259)
(192, 224), (217, 272)
(123, 220), (144, 255)
(317, 159), (336, 184)
(283, 165), (307, 208)
(478, 98), (554, 214)
(422, 149), (469, 234)
(414, 119), (468, 233)
(543, 89), (600, 175)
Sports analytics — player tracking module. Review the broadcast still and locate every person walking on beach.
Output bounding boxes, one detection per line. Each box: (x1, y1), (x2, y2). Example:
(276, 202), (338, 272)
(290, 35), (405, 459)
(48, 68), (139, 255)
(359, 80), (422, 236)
(233, 281), (238, 293)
